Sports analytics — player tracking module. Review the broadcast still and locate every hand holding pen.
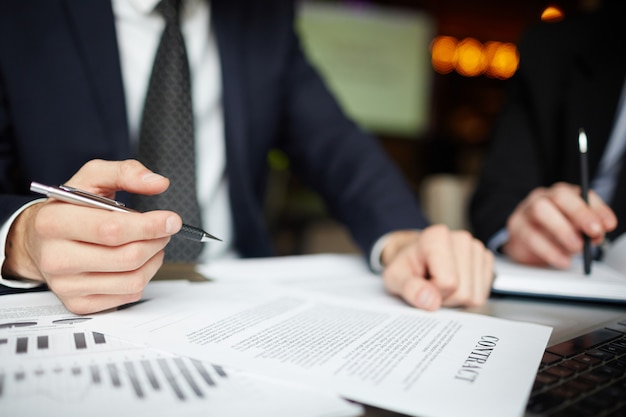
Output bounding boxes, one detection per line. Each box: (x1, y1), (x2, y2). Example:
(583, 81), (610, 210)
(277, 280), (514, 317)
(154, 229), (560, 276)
(502, 135), (617, 271)
(30, 182), (221, 243)
(3, 160), (213, 315)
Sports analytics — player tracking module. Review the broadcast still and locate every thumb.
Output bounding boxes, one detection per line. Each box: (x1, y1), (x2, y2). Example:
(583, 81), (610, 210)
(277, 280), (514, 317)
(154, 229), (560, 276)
(65, 159), (170, 198)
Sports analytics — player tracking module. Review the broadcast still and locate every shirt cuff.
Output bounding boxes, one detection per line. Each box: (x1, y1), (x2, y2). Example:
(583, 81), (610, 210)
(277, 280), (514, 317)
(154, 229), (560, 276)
(487, 228), (509, 254)
(369, 232), (392, 273)
(369, 229), (422, 273)
(0, 199), (46, 289)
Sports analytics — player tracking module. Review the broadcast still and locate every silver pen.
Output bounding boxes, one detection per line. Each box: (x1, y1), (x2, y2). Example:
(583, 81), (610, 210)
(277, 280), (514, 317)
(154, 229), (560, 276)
(30, 181), (221, 243)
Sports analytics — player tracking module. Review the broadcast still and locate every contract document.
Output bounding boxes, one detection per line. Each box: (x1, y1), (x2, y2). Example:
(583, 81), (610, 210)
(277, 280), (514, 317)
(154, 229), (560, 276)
(85, 281), (552, 417)
(0, 283), (361, 417)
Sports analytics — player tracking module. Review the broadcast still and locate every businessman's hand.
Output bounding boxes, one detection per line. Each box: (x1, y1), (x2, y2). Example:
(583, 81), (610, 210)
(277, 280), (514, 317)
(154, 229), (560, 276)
(381, 225), (494, 310)
(2, 159), (182, 314)
(503, 182), (617, 269)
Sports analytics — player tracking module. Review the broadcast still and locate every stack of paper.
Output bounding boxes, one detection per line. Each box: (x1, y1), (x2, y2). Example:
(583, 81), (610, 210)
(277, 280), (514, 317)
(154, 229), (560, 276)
(1, 255), (553, 417)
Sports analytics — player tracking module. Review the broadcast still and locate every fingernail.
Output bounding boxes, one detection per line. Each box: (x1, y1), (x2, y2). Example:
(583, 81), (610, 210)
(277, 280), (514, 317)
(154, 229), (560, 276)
(589, 222), (602, 234)
(416, 288), (434, 310)
(142, 173), (165, 183)
(165, 216), (180, 234)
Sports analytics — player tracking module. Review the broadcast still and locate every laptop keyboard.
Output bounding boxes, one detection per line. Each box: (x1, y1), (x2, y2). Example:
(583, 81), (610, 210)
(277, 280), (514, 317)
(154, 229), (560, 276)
(526, 318), (626, 417)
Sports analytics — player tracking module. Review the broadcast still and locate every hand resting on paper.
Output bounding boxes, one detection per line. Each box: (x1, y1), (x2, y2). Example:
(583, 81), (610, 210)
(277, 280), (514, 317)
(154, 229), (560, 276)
(2, 160), (183, 314)
(380, 225), (494, 310)
(502, 182), (617, 269)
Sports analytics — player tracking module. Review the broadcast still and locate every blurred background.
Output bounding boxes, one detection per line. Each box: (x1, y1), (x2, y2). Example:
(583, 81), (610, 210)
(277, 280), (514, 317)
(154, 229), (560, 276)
(267, 0), (600, 256)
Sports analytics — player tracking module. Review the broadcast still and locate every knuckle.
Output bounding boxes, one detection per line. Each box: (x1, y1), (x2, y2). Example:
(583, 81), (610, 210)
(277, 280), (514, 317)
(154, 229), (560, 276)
(63, 298), (92, 315)
(381, 269), (398, 292)
(440, 280), (459, 296)
(454, 289), (476, 307)
(96, 220), (124, 245)
(429, 224), (450, 235)
(528, 198), (547, 219)
(551, 186), (570, 205)
(33, 209), (57, 238)
(119, 244), (146, 270)
(142, 216), (162, 238)
(119, 159), (139, 176)
(468, 294), (484, 307)
(485, 249), (495, 265)
(401, 276), (414, 294)
(38, 252), (67, 276)
(44, 280), (65, 298)
(83, 159), (103, 171)
(552, 182), (571, 192)
(125, 276), (147, 295)
(453, 229), (473, 244)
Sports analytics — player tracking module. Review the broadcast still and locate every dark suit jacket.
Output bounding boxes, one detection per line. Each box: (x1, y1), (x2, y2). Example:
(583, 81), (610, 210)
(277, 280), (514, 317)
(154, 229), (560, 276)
(0, 0), (427, 266)
(470, 3), (626, 245)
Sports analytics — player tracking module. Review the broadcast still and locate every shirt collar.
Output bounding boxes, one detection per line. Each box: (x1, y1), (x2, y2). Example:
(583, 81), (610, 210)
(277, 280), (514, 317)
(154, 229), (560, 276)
(125, 0), (160, 15)
(122, 0), (204, 18)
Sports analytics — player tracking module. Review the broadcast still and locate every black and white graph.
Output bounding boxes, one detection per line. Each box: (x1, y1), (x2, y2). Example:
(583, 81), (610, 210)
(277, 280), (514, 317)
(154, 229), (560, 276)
(0, 283), (361, 417)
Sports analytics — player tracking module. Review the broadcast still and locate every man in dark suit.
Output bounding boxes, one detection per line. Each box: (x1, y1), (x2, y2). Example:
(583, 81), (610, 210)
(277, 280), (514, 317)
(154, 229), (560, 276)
(0, 0), (493, 313)
(470, 1), (626, 268)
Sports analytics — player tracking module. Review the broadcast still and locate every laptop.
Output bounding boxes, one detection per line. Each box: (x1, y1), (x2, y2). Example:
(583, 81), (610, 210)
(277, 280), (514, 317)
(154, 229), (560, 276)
(524, 315), (626, 416)
(464, 291), (626, 417)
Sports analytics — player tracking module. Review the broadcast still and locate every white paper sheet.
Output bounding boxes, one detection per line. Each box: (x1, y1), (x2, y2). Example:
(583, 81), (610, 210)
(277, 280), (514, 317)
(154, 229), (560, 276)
(84, 281), (552, 417)
(600, 231), (626, 274)
(492, 257), (626, 302)
(198, 253), (407, 307)
(0, 283), (362, 417)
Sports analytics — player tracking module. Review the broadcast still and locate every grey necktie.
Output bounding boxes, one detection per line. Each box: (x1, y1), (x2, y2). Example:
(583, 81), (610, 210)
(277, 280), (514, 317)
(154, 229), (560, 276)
(133, 0), (203, 262)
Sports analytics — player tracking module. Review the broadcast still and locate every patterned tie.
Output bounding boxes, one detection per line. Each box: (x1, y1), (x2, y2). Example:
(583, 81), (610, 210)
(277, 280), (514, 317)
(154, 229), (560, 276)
(133, 0), (203, 262)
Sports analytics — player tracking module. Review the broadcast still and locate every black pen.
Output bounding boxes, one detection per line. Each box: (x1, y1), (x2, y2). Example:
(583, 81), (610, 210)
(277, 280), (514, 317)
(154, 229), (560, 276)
(578, 129), (592, 275)
(29, 182), (221, 243)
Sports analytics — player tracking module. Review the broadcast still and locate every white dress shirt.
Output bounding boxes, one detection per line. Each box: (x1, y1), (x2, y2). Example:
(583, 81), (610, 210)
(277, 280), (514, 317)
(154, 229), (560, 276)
(113, 0), (236, 263)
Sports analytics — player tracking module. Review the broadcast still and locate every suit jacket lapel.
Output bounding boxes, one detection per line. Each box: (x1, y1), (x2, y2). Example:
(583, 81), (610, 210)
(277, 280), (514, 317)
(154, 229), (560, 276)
(566, 28), (625, 182)
(212, 0), (248, 166)
(63, 0), (130, 157)
(212, 0), (272, 256)
(577, 18), (626, 241)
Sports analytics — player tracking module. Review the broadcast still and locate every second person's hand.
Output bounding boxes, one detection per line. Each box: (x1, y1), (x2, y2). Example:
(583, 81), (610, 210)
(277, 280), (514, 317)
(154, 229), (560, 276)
(503, 182), (617, 268)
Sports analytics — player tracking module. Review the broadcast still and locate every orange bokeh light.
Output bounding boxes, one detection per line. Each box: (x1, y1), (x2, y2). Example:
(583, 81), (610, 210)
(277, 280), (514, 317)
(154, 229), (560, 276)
(431, 36), (519, 79)
(541, 5), (564, 22)
(430, 36), (457, 74)
(455, 38), (487, 77)
(484, 41), (519, 79)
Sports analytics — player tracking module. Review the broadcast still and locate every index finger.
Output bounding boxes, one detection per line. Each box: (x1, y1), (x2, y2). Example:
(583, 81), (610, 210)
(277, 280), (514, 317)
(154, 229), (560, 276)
(588, 190), (617, 232)
(549, 184), (606, 238)
(38, 202), (181, 245)
(418, 225), (459, 297)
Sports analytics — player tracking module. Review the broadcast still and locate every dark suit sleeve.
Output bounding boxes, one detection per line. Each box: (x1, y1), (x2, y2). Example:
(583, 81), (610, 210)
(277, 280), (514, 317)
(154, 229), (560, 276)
(469, 22), (581, 245)
(0, 56), (38, 224)
(470, 4), (626, 246)
(275, 2), (429, 256)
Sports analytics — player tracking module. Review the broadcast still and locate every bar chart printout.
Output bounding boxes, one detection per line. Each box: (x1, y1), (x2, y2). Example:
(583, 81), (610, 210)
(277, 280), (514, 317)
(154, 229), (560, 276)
(0, 285), (361, 417)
